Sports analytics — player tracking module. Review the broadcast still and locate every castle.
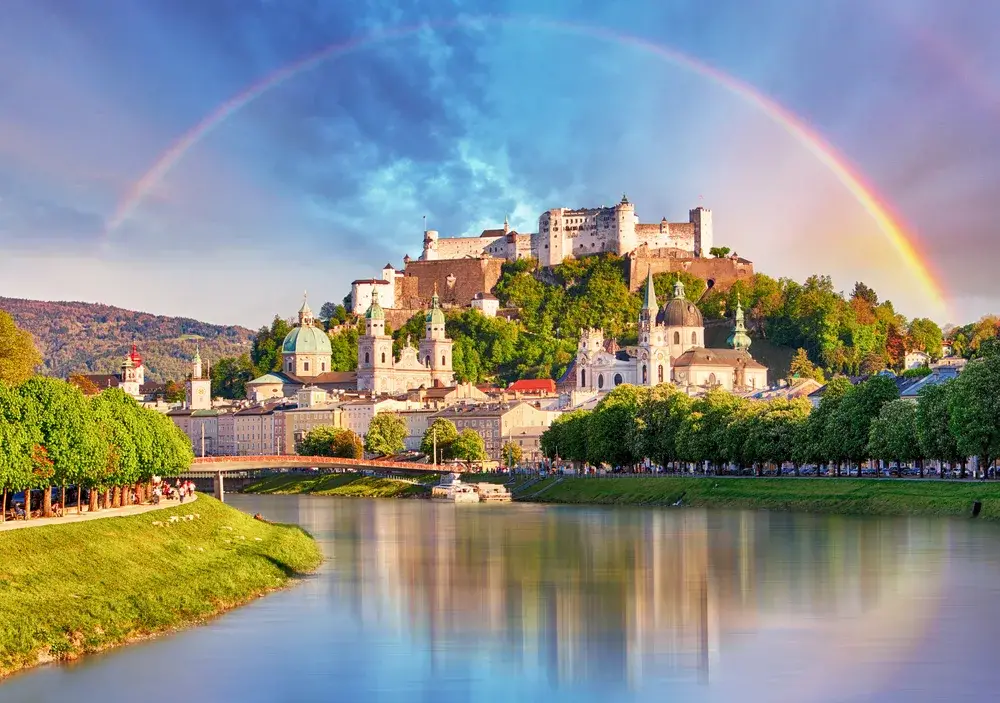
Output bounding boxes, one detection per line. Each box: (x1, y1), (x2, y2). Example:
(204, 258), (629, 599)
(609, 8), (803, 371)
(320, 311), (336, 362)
(572, 268), (766, 397)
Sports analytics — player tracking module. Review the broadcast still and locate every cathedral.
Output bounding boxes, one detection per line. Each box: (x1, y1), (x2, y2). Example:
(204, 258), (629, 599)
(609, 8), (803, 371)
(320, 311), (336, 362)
(573, 268), (767, 395)
(357, 285), (455, 393)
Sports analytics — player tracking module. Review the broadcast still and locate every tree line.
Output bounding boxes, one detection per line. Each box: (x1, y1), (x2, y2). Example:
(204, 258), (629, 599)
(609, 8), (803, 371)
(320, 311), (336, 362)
(540, 342), (1000, 477)
(0, 377), (193, 521)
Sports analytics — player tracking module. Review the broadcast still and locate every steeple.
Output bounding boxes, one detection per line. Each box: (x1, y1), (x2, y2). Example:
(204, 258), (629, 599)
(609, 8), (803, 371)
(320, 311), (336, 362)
(727, 292), (752, 351)
(503, 214), (510, 234)
(192, 345), (203, 380)
(642, 266), (657, 311)
(298, 291), (314, 327)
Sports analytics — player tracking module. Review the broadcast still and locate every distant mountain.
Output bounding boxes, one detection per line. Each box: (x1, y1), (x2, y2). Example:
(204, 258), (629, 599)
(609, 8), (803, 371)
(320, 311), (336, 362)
(0, 297), (255, 383)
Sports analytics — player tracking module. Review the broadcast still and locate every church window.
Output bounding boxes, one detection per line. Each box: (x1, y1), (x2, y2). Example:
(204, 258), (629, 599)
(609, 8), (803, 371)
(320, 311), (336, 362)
(321, 362), (326, 372)
(673, 331), (680, 344)
(581, 369), (586, 387)
(658, 365), (664, 383)
(709, 373), (717, 385)
(304, 361), (310, 372)
(613, 373), (622, 386)
(365, 352), (370, 365)
(598, 374), (605, 389)
(642, 365), (648, 384)
(442, 354), (446, 366)
(381, 352), (386, 364)
(426, 355), (431, 366)
(692, 331), (697, 345)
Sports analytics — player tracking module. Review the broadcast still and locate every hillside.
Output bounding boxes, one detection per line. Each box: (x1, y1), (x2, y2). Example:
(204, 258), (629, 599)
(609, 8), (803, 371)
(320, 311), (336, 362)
(0, 297), (254, 382)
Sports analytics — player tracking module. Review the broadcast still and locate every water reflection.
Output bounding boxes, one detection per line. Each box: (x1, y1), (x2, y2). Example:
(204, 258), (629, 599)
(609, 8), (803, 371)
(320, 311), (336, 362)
(6, 496), (1000, 703)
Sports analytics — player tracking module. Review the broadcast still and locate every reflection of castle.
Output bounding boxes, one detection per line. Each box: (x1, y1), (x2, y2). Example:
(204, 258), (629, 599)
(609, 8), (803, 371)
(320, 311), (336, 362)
(315, 501), (943, 691)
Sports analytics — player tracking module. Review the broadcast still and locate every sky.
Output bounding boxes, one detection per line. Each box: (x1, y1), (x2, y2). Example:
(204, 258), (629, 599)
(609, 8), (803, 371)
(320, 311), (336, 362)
(0, 0), (997, 329)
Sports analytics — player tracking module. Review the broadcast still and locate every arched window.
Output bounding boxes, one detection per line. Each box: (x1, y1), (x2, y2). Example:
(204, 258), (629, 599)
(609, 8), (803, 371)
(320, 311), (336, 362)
(581, 369), (586, 387)
(364, 352), (370, 365)
(691, 331), (697, 345)
(642, 365), (648, 384)
(658, 365), (664, 383)
(673, 331), (680, 344)
(598, 374), (605, 389)
(613, 373), (623, 386)
(442, 354), (446, 366)
(321, 362), (326, 372)
(381, 352), (386, 364)
(425, 355), (431, 367)
(708, 372), (717, 385)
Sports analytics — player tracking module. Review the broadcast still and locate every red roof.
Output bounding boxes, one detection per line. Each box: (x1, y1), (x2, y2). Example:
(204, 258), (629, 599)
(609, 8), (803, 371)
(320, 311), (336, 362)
(507, 379), (556, 394)
(128, 343), (143, 367)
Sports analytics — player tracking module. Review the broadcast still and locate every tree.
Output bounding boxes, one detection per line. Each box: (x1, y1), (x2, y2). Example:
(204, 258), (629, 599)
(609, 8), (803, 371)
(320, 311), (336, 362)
(631, 384), (691, 468)
(364, 413), (407, 457)
(829, 375), (900, 476)
(587, 385), (646, 467)
(451, 429), (487, 462)
(789, 348), (825, 382)
(803, 375), (852, 474)
(744, 398), (811, 475)
(501, 441), (522, 468)
(211, 354), (255, 399)
(709, 247), (731, 258)
(420, 418), (459, 461)
(867, 399), (918, 474)
(851, 282), (879, 307)
(163, 380), (186, 402)
(949, 352), (1000, 478)
(541, 410), (590, 463)
(299, 426), (363, 459)
(0, 311), (42, 384)
(319, 302), (348, 325)
(915, 381), (961, 477)
(0, 383), (33, 521)
(908, 318), (944, 360)
(251, 315), (293, 374)
(68, 373), (100, 396)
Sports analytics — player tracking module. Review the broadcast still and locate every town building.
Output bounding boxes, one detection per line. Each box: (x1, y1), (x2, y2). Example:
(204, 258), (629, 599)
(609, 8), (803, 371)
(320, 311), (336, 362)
(73, 343), (165, 402)
(571, 270), (766, 399)
(274, 387), (345, 453)
(432, 401), (556, 461)
(470, 292), (500, 318)
(904, 351), (931, 370)
(357, 286), (455, 394)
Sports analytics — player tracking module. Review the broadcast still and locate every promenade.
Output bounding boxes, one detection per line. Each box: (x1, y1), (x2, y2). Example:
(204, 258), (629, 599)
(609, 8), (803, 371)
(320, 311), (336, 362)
(0, 493), (198, 533)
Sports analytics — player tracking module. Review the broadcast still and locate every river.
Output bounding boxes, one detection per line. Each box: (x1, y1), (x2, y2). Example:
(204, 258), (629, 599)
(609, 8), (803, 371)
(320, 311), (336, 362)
(5, 495), (1000, 702)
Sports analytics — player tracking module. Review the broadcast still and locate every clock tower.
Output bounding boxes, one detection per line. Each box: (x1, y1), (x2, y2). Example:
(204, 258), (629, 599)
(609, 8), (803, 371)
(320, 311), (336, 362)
(185, 346), (212, 410)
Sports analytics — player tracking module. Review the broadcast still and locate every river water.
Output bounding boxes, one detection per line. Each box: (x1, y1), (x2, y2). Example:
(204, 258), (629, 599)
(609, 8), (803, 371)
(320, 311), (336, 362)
(5, 495), (1000, 702)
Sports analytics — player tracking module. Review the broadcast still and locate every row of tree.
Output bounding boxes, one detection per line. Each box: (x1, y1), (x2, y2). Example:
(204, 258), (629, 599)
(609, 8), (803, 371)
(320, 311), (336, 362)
(0, 378), (194, 520)
(540, 343), (1000, 475)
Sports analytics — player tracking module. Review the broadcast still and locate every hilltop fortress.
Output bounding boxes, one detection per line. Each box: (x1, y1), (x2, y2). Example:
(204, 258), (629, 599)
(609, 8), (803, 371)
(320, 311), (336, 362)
(352, 195), (752, 321)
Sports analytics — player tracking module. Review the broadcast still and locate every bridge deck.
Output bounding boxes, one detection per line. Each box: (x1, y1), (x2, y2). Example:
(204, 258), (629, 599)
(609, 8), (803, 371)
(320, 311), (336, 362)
(186, 455), (455, 474)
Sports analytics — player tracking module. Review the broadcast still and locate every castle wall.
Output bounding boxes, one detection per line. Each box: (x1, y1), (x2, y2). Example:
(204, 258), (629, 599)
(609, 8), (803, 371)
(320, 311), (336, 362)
(627, 246), (754, 292)
(427, 235), (503, 261)
(397, 258), (505, 309)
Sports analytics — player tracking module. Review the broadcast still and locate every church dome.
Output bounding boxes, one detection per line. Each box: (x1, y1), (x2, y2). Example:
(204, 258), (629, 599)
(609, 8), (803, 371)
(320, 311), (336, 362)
(282, 325), (332, 355)
(660, 279), (704, 328)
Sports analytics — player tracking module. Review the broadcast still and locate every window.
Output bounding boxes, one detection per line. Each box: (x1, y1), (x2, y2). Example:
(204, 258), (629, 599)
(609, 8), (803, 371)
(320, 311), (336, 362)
(642, 365), (648, 384)
(321, 362), (326, 372)
(673, 331), (680, 344)
(613, 373), (623, 386)
(364, 352), (370, 364)
(708, 373), (717, 385)
(442, 354), (446, 366)
(598, 374), (604, 389)
(425, 355), (431, 366)
(381, 352), (386, 364)
(658, 365), (664, 383)
(691, 331), (697, 345)
(304, 361), (310, 372)
(580, 369), (586, 387)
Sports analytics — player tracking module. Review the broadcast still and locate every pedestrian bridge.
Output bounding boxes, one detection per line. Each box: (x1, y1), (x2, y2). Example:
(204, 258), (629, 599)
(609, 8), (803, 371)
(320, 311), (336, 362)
(181, 455), (453, 502)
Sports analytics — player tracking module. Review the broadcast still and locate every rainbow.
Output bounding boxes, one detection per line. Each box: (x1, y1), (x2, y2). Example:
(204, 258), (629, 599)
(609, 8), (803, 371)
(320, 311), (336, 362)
(105, 16), (948, 314)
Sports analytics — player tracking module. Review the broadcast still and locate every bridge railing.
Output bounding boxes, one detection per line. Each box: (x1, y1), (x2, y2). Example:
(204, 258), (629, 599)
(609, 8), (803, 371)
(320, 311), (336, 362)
(189, 455), (456, 472)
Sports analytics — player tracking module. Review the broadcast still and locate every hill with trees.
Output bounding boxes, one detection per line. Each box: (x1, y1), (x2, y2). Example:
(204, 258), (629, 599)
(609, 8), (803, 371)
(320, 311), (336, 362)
(0, 297), (254, 383)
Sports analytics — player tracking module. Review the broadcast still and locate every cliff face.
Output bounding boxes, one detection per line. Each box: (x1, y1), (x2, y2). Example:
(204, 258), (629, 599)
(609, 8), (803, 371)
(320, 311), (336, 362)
(0, 297), (254, 383)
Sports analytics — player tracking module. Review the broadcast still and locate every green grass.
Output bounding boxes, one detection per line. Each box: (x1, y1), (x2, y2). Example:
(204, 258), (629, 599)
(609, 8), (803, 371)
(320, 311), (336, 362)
(245, 472), (429, 498)
(0, 495), (322, 678)
(530, 476), (1000, 519)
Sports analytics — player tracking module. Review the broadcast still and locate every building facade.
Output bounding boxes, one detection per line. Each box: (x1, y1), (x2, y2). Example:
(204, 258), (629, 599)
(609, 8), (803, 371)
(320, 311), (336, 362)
(432, 401), (556, 461)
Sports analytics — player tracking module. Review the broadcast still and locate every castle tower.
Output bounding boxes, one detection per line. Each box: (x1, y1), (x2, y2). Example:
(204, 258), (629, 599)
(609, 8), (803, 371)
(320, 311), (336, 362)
(690, 206), (713, 257)
(727, 293), (752, 352)
(616, 193), (637, 257)
(186, 346), (212, 410)
(418, 284), (455, 386)
(357, 288), (395, 392)
(503, 214), (510, 235)
(421, 229), (440, 261)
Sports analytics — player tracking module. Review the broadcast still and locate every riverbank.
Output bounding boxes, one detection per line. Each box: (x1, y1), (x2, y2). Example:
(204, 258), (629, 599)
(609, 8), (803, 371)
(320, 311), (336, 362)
(527, 476), (1000, 519)
(244, 472), (433, 498)
(0, 495), (322, 679)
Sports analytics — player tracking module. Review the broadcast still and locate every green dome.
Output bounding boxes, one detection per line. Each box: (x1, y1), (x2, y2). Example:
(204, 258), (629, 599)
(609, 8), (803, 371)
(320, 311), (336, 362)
(282, 324), (332, 355)
(365, 289), (385, 320)
(426, 288), (444, 324)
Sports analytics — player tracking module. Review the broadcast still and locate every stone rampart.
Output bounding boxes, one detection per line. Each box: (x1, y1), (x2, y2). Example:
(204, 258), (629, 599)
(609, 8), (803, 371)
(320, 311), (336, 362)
(627, 246), (754, 291)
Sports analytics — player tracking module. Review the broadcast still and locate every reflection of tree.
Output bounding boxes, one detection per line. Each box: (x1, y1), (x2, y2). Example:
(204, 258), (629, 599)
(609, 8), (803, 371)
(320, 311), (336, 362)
(315, 502), (946, 688)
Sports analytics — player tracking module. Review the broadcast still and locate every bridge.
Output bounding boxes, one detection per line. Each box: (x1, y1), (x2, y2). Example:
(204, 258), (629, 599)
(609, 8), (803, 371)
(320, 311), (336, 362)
(181, 455), (454, 502)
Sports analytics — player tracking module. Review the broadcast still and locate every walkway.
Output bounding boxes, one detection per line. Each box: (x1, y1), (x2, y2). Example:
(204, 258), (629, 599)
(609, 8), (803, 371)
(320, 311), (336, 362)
(0, 493), (199, 533)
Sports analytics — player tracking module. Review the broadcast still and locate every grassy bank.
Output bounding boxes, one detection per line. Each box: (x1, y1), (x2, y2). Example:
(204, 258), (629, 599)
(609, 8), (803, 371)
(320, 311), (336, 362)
(0, 495), (322, 679)
(244, 472), (433, 498)
(530, 476), (1000, 519)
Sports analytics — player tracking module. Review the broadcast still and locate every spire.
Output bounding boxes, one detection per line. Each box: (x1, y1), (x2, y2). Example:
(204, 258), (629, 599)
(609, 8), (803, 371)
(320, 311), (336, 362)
(727, 292), (752, 351)
(643, 266), (656, 311)
(298, 291), (314, 326)
(193, 345), (201, 363)
(503, 213), (510, 234)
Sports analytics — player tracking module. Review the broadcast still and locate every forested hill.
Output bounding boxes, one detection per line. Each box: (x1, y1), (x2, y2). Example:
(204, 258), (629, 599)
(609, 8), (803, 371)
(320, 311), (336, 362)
(0, 297), (254, 382)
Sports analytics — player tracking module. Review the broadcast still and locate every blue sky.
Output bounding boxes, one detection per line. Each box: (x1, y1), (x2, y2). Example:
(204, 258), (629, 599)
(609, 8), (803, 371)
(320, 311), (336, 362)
(0, 0), (996, 327)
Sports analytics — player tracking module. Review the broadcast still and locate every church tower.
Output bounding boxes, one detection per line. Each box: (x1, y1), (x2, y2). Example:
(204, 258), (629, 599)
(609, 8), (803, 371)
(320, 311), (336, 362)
(418, 284), (455, 386)
(357, 288), (394, 393)
(120, 354), (141, 398)
(727, 293), (752, 351)
(636, 266), (669, 386)
(186, 346), (212, 410)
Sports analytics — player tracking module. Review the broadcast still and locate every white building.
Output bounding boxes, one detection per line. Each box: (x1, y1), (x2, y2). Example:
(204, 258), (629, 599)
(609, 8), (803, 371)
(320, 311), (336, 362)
(470, 292), (500, 318)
